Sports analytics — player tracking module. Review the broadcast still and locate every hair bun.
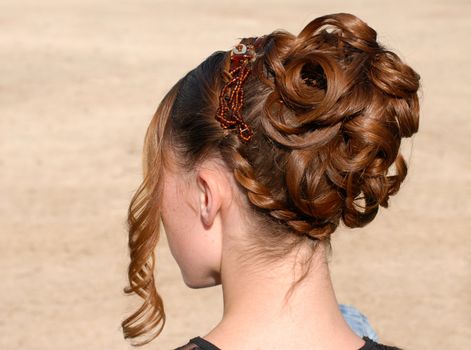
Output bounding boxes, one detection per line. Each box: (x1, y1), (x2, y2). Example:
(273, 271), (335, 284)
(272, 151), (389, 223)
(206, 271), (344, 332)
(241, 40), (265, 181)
(246, 13), (421, 238)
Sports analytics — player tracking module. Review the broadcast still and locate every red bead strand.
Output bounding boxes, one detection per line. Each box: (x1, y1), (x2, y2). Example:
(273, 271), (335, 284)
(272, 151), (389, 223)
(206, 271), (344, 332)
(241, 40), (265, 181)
(215, 41), (258, 142)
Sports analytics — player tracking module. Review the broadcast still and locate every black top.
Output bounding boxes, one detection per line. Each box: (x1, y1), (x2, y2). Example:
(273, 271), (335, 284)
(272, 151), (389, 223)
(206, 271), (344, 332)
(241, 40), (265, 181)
(174, 335), (402, 350)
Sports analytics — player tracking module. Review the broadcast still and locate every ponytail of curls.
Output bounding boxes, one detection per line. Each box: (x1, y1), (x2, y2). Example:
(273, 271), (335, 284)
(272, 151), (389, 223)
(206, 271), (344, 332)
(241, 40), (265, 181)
(121, 80), (184, 346)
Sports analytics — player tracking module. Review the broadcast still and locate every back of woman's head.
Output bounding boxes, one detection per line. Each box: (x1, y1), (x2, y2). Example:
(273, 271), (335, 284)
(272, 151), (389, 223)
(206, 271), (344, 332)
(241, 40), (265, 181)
(122, 12), (421, 346)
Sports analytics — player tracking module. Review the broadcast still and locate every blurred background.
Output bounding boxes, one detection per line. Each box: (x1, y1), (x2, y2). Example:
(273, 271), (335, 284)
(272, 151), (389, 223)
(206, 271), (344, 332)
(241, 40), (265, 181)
(1, 0), (470, 349)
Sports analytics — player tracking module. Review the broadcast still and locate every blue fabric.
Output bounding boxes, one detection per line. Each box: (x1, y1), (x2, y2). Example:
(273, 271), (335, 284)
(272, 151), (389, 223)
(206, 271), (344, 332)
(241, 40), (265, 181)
(339, 304), (379, 342)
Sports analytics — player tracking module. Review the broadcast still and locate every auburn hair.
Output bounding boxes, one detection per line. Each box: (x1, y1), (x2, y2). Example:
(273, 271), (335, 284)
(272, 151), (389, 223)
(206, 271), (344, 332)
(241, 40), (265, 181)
(121, 12), (421, 346)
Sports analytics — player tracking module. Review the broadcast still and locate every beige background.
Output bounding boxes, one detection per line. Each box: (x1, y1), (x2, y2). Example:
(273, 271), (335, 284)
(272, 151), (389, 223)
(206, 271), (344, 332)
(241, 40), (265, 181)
(1, 0), (470, 349)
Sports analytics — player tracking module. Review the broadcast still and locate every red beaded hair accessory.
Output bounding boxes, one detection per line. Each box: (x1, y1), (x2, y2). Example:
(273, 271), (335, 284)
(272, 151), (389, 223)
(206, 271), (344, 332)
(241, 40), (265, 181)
(215, 36), (266, 142)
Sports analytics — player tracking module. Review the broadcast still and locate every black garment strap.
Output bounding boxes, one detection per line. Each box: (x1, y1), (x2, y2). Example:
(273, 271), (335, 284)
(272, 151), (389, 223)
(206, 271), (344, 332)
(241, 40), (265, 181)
(361, 336), (402, 350)
(189, 336), (222, 350)
(188, 335), (400, 350)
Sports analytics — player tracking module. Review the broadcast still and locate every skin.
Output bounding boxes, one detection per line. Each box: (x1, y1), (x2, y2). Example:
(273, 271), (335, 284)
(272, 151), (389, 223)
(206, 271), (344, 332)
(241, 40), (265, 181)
(161, 155), (366, 350)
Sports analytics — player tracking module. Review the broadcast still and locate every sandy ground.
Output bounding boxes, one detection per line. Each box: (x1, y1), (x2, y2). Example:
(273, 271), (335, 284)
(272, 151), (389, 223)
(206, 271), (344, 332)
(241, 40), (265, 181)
(1, 0), (470, 349)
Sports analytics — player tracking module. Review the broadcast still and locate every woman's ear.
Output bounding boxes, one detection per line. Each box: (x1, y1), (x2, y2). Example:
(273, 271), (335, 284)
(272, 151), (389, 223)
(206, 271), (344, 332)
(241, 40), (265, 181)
(196, 168), (223, 228)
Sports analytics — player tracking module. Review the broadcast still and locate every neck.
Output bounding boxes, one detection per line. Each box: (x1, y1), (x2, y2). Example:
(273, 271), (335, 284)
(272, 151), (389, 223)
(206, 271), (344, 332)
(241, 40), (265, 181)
(204, 240), (365, 350)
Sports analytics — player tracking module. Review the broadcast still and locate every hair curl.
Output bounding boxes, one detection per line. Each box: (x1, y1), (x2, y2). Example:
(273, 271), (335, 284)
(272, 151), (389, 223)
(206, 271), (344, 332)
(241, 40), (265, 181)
(122, 12), (421, 346)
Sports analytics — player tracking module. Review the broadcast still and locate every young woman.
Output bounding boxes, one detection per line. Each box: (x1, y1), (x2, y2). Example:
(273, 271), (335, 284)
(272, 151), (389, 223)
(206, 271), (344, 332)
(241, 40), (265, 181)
(121, 12), (421, 350)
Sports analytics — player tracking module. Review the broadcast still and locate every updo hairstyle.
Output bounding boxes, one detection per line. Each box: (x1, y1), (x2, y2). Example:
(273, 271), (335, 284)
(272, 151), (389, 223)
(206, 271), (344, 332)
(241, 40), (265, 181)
(122, 13), (421, 346)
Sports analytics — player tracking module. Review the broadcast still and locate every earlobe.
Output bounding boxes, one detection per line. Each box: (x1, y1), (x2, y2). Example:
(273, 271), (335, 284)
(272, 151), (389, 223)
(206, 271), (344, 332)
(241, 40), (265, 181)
(200, 191), (211, 226)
